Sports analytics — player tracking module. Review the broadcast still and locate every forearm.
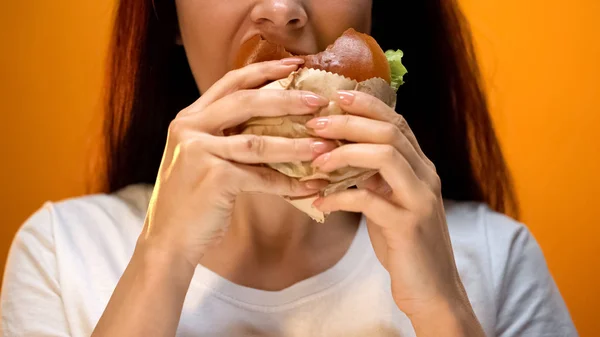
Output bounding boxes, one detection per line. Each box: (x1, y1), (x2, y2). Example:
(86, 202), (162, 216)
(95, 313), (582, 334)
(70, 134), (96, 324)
(407, 298), (486, 337)
(91, 242), (196, 337)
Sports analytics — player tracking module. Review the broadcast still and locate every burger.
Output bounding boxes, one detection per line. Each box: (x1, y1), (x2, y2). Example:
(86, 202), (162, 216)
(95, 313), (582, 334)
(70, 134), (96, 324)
(228, 28), (408, 222)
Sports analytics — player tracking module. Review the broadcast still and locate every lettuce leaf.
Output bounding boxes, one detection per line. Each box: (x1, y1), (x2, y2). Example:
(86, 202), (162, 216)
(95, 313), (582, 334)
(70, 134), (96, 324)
(385, 49), (408, 92)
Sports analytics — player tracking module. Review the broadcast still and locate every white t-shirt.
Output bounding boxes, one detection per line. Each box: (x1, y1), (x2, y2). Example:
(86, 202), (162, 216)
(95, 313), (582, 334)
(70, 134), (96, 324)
(1, 184), (577, 337)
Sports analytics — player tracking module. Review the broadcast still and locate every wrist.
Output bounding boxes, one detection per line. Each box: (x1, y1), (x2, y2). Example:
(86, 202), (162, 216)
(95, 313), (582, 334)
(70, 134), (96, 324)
(406, 297), (485, 337)
(91, 236), (196, 337)
(133, 237), (198, 287)
(136, 217), (208, 270)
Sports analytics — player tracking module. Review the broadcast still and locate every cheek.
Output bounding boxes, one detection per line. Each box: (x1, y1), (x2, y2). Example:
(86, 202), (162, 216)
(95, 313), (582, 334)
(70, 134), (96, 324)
(175, 0), (247, 93)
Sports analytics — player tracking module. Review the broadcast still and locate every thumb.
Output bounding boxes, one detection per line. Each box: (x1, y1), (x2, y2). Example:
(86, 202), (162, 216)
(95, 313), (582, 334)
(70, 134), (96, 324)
(235, 164), (328, 197)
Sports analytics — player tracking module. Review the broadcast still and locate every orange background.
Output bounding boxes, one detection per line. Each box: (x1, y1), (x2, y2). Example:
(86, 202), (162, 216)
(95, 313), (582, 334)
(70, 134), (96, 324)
(1, 0), (598, 335)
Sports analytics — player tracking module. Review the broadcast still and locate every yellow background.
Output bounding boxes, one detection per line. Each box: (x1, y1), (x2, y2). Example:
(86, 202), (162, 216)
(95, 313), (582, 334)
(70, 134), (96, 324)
(1, 0), (598, 335)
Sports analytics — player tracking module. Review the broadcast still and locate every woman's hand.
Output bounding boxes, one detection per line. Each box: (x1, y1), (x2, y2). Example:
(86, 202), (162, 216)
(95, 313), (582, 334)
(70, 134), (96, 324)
(309, 90), (485, 336)
(140, 58), (336, 268)
(93, 59), (339, 337)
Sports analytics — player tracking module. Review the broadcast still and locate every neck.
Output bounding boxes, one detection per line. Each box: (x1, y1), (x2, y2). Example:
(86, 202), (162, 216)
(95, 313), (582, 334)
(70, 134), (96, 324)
(229, 193), (359, 255)
(198, 193), (361, 290)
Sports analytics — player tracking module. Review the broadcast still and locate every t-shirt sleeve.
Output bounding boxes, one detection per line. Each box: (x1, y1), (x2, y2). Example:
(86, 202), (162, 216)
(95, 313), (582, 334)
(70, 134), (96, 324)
(485, 211), (578, 337)
(1, 203), (71, 337)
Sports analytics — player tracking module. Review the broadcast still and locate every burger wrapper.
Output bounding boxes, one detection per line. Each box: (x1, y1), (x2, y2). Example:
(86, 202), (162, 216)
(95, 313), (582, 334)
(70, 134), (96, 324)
(232, 68), (397, 222)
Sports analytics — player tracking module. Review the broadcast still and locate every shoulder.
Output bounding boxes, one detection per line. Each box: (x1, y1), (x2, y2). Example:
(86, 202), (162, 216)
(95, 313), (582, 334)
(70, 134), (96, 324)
(444, 199), (526, 241)
(7, 184), (153, 272)
(444, 200), (539, 287)
(444, 200), (535, 265)
(1, 186), (152, 336)
(444, 201), (577, 336)
(19, 183), (152, 238)
(49, 183), (153, 228)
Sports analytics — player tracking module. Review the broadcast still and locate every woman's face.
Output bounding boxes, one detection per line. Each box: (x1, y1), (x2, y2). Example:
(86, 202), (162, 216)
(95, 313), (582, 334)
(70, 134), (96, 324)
(175, 0), (373, 93)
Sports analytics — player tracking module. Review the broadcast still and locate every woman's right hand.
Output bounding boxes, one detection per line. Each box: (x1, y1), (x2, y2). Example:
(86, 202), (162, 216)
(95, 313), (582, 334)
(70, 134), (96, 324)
(138, 58), (334, 268)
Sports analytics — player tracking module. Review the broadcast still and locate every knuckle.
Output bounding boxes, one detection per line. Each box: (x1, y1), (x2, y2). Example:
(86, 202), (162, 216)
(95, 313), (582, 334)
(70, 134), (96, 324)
(168, 118), (187, 143)
(430, 174), (442, 194)
(170, 139), (208, 187)
(427, 159), (437, 173)
(340, 114), (351, 128)
(366, 95), (378, 112)
(176, 107), (190, 118)
(246, 63), (273, 84)
(276, 88), (293, 102)
(261, 59), (284, 71)
(393, 114), (407, 130)
(384, 123), (402, 143)
(223, 68), (241, 83)
(232, 89), (254, 105)
(358, 189), (374, 206)
(244, 135), (267, 157)
(292, 138), (306, 156)
(256, 70), (271, 84)
(258, 61), (275, 74)
(380, 144), (398, 162)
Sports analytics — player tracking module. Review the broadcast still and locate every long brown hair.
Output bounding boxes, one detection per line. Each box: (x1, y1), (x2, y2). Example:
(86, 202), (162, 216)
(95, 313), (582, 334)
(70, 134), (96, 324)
(100, 0), (519, 218)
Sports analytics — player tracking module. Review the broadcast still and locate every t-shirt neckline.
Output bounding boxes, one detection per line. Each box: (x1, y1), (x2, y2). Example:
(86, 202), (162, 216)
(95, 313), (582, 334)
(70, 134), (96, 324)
(189, 216), (371, 309)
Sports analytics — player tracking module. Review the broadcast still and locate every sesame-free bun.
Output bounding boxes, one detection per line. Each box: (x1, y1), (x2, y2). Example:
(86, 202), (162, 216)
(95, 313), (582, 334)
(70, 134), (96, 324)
(234, 28), (391, 84)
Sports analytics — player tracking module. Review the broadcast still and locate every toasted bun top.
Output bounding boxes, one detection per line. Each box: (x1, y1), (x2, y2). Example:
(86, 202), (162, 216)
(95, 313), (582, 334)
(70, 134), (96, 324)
(234, 35), (294, 68)
(233, 28), (391, 84)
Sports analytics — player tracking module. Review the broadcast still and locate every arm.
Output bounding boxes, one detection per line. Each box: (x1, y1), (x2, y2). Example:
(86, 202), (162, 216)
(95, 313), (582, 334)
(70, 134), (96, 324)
(4, 58), (327, 337)
(308, 90), (487, 336)
(1, 204), (197, 337)
(407, 296), (486, 337)
(92, 58), (326, 336)
(90, 241), (195, 337)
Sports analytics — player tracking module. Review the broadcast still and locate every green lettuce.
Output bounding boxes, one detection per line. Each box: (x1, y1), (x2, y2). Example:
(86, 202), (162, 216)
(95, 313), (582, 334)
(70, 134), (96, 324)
(385, 49), (408, 92)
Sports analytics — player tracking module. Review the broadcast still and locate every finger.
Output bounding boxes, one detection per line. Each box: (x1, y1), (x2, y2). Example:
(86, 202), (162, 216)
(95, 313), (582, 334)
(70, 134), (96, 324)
(209, 134), (337, 164)
(305, 114), (432, 181)
(184, 58), (306, 114)
(201, 89), (329, 133)
(313, 189), (404, 230)
(312, 144), (423, 206)
(335, 90), (432, 168)
(357, 174), (393, 198)
(235, 164), (328, 197)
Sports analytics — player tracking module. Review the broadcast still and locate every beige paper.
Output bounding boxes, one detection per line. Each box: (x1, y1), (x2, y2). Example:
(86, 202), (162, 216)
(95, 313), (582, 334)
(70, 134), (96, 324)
(233, 68), (397, 222)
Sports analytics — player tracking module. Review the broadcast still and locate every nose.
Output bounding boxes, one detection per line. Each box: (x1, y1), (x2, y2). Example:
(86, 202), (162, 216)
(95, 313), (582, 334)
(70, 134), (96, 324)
(250, 0), (308, 30)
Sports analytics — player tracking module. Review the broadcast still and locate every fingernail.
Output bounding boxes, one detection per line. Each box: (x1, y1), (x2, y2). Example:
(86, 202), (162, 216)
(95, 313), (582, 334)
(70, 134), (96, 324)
(280, 57), (305, 65)
(312, 152), (331, 168)
(302, 93), (329, 107)
(311, 140), (329, 154)
(337, 90), (355, 105)
(306, 118), (329, 130)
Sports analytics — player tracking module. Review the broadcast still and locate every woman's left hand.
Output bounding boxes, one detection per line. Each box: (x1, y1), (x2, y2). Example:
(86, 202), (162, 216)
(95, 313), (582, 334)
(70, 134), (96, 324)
(308, 90), (484, 333)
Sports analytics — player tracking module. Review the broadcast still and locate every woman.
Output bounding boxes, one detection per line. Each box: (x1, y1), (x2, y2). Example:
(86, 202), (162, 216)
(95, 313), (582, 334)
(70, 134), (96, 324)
(0, 0), (577, 336)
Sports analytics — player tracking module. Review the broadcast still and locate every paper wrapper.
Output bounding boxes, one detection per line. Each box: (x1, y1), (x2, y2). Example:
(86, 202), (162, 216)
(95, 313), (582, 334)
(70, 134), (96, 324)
(230, 68), (397, 222)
